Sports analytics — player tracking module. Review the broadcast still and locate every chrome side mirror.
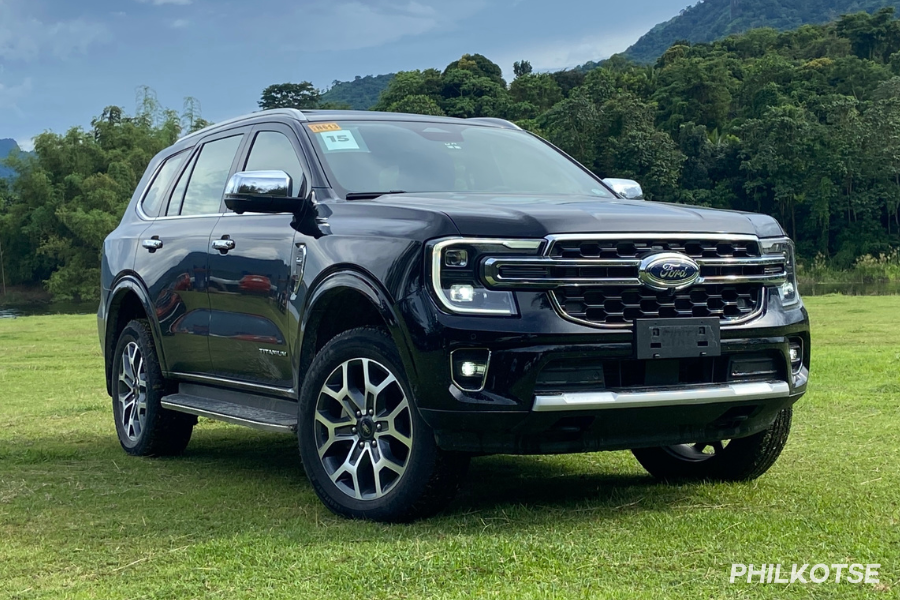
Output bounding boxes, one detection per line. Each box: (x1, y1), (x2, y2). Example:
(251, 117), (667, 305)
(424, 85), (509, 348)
(603, 178), (645, 200)
(224, 170), (310, 215)
(227, 170), (292, 197)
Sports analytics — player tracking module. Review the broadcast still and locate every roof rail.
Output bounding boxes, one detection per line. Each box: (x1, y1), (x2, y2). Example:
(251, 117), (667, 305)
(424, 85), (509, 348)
(179, 108), (308, 142)
(467, 117), (522, 130)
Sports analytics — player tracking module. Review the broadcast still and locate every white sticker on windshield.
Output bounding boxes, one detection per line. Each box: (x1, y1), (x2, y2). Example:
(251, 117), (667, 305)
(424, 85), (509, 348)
(320, 130), (360, 152)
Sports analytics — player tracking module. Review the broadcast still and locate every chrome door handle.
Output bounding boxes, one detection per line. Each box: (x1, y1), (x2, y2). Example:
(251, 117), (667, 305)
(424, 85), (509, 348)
(141, 239), (163, 252)
(212, 239), (236, 253)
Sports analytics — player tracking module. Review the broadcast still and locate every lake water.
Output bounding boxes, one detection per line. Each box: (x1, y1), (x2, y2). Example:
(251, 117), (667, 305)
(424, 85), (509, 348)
(0, 301), (99, 319)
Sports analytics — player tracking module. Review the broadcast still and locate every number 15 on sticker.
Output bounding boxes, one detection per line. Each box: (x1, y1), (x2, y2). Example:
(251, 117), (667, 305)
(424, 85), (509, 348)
(320, 131), (360, 151)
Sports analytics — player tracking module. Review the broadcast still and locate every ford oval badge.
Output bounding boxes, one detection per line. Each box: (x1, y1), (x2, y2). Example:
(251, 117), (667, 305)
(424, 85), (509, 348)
(638, 252), (701, 291)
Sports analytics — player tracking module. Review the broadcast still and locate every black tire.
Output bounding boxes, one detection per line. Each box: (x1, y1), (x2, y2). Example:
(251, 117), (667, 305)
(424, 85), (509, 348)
(632, 408), (792, 482)
(298, 328), (469, 522)
(111, 319), (195, 456)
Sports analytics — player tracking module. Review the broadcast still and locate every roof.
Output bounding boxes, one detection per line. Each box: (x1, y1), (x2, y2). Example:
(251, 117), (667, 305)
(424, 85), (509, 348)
(178, 109), (519, 143)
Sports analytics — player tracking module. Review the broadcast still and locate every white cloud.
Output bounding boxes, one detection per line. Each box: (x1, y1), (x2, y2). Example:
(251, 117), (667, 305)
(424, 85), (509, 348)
(137, 0), (193, 5)
(298, 1), (485, 51)
(17, 136), (35, 152)
(0, 76), (33, 115)
(0, 2), (109, 62)
(495, 28), (650, 78)
(171, 18), (190, 28)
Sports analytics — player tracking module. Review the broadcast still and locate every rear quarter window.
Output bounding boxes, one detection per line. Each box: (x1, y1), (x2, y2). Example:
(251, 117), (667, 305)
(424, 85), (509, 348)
(141, 151), (188, 217)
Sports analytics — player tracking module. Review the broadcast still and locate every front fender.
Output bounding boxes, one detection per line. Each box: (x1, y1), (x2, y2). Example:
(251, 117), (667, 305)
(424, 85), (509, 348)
(295, 269), (420, 397)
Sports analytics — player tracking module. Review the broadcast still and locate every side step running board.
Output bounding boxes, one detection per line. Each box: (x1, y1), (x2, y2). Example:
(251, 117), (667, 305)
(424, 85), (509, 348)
(161, 393), (298, 433)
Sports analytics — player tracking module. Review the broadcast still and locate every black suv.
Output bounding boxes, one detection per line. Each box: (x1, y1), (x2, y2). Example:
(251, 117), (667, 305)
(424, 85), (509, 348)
(99, 109), (810, 521)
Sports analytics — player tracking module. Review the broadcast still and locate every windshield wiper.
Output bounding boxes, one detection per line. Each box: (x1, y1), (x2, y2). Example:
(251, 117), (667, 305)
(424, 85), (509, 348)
(345, 190), (407, 201)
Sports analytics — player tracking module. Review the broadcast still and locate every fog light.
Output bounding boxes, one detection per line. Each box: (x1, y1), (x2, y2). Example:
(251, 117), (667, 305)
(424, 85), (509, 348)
(460, 361), (485, 378)
(789, 340), (803, 372)
(450, 284), (475, 303)
(451, 349), (491, 392)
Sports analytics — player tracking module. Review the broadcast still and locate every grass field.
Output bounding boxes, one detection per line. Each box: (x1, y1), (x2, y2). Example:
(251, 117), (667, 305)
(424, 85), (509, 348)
(0, 296), (898, 599)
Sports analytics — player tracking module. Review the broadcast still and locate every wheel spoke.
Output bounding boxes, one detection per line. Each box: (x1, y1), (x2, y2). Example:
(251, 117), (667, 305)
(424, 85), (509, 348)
(385, 430), (412, 448)
(376, 453), (406, 477)
(378, 399), (412, 447)
(126, 344), (138, 379)
(382, 400), (407, 423)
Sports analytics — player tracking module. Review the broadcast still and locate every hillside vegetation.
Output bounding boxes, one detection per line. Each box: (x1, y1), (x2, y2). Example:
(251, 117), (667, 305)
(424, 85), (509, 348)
(371, 10), (900, 267)
(0, 139), (18, 180)
(320, 74), (395, 110)
(625, 0), (900, 63)
(3, 13), (900, 301)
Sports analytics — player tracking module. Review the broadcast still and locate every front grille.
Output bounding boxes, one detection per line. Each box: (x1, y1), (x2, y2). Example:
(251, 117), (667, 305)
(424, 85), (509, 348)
(480, 234), (782, 328)
(497, 262), (774, 282)
(549, 238), (761, 260)
(553, 284), (762, 326)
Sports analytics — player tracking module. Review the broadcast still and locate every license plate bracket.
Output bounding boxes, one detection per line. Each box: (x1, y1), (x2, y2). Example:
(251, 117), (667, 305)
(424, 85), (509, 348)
(634, 318), (721, 360)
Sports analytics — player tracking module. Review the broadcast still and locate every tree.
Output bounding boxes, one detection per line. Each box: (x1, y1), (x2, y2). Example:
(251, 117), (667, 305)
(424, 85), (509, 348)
(0, 91), (207, 300)
(258, 82), (321, 110)
(513, 60), (533, 78)
(509, 73), (563, 112)
(443, 54), (506, 87)
(384, 95), (445, 116)
(373, 70), (443, 112)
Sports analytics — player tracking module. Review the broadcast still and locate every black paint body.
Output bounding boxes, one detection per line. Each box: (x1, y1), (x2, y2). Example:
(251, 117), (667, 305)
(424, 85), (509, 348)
(99, 110), (810, 454)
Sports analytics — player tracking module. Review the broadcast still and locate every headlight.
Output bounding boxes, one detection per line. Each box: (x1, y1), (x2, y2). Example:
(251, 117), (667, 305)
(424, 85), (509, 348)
(761, 237), (800, 306)
(428, 238), (542, 315)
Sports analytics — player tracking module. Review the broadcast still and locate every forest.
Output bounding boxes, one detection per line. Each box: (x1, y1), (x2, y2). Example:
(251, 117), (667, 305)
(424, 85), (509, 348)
(625, 0), (900, 63)
(320, 74), (396, 110)
(2, 10), (900, 301)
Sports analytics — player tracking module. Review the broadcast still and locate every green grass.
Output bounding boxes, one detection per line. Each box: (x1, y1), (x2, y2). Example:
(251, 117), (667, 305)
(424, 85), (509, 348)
(0, 297), (897, 599)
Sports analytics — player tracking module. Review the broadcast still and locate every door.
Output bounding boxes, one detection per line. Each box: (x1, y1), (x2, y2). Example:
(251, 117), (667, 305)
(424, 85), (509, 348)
(134, 130), (247, 377)
(207, 125), (309, 388)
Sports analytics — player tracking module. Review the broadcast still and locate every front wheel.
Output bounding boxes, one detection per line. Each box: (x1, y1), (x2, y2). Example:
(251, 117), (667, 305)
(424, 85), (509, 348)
(298, 328), (469, 522)
(632, 408), (792, 482)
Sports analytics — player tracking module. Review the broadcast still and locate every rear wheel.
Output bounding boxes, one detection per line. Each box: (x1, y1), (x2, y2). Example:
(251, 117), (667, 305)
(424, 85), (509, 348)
(298, 328), (468, 522)
(632, 408), (792, 482)
(111, 319), (195, 456)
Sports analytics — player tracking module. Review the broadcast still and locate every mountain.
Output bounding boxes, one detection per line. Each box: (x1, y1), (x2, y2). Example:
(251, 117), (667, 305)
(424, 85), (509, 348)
(320, 74), (395, 110)
(0, 138), (19, 180)
(624, 0), (900, 64)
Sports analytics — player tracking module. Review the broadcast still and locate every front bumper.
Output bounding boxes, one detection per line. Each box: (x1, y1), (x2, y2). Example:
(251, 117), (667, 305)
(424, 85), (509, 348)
(398, 287), (810, 454)
(532, 380), (791, 411)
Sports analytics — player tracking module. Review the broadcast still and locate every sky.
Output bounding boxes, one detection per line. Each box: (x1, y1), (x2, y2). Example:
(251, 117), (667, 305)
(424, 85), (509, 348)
(0, 0), (690, 149)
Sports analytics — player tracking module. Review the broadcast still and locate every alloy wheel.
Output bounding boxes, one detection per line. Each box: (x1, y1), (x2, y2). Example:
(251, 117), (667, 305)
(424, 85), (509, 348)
(117, 341), (148, 443)
(313, 358), (413, 500)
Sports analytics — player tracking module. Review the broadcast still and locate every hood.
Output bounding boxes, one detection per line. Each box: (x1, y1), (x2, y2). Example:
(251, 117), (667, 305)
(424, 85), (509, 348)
(370, 193), (785, 239)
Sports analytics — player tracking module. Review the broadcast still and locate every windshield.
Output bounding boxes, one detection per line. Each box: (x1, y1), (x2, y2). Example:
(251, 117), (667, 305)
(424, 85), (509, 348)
(306, 120), (614, 199)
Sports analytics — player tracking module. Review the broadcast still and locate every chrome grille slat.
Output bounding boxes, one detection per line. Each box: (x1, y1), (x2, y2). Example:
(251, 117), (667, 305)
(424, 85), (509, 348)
(480, 234), (780, 328)
(483, 256), (786, 288)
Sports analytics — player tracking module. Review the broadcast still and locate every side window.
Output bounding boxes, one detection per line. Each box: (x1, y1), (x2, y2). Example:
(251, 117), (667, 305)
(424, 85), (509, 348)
(141, 151), (187, 217)
(166, 152), (198, 216)
(244, 131), (305, 196)
(177, 135), (243, 217)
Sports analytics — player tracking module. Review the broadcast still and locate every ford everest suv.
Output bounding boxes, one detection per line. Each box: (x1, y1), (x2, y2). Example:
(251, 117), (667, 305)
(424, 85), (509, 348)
(99, 109), (810, 521)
